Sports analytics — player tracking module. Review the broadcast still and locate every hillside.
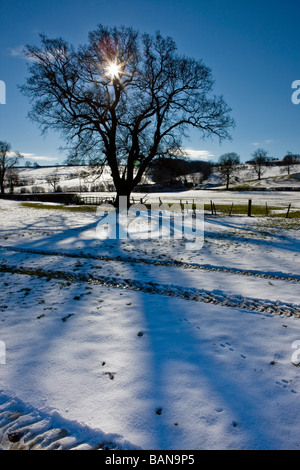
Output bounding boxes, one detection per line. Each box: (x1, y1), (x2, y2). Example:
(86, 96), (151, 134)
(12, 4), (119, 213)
(204, 163), (300, 190)
(4, 162), (300, 195)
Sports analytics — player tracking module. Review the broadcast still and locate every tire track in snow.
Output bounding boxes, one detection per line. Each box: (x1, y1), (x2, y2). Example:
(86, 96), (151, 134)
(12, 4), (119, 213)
(0, 392), (131, 450)
(0, 262), (299, 318)
(0, 245), (299, 283)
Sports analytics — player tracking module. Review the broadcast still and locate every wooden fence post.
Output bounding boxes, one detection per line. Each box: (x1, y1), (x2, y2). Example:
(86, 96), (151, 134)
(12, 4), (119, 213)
(248, 199), (252, 217)
(286, 203), (291, 218)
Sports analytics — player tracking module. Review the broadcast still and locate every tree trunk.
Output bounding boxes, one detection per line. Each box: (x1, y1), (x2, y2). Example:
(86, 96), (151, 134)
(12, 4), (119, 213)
(258, 167), (261, 180)
(226, 173), (230, 190)
(113, 170), (141, 210)
(114, 186), (131, 210)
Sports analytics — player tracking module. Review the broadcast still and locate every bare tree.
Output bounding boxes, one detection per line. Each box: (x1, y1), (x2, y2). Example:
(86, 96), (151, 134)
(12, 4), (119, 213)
(282, 152), (299, 175)
(250, 148), (269, 180)
(21, 25), (234, 208)
(46, 171), (61, 192)
(217, 152), (240, 189)
(5, 168), (20, 193)
(0, 141), (23, 194)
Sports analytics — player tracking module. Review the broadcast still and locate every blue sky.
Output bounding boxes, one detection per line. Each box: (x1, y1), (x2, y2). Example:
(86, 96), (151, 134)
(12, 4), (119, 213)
(0, 0), (300, 164)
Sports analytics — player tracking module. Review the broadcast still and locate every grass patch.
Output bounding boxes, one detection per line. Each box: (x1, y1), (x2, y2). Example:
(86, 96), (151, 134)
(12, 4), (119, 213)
(21, 201), (300, 218)
(275, 210), (300, 219)
(21, 202), (97, 213)
(209, 203), (278, 216)
(231, 184), (254, 191)
(205, 203), (300, 218)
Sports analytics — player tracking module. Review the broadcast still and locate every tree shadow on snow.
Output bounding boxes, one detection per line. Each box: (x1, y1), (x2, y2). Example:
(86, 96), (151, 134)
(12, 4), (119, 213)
(0, 208), (297, 450)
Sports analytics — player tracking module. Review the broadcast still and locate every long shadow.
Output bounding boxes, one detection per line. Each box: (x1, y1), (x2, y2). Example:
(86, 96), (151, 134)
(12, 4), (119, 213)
(125, 243), (292, 449)
(0, 209), (102, 253)
(2, 207), (299, 268)
(0, 209), (297, 449)
(205, 217), (300, 255)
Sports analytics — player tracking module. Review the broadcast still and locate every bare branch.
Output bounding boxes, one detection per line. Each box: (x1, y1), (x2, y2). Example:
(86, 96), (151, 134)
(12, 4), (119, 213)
(20, 25), (234, 206)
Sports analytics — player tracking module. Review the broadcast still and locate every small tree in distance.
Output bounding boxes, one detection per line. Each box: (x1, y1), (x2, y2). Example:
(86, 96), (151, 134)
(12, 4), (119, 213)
(250, 148), (269, 180)
(0, 141), (23, 194)
(46, 171), (61, 192)
(217, 152), (240, 189)
(21, 25), (235, 208)
(6, 168), (20, 193)
(282, 152), (299, 175)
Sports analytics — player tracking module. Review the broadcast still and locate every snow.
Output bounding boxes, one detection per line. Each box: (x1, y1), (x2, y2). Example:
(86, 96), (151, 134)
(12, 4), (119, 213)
(0, 197), (300, 450)
(14, 165), (152, 193)
(208, 163), (300, 190)
(11, 162), (300, 194)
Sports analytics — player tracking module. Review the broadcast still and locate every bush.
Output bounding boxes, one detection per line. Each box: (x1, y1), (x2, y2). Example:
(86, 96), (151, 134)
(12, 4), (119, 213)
(31, 186), (46, 193)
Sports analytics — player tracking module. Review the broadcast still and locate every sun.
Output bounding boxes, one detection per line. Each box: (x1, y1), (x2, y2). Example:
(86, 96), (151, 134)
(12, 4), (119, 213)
(105, 61), (122, 80)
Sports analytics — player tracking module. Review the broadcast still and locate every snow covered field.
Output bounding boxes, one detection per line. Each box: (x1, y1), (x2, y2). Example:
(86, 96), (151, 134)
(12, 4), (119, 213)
(0, 197), (300, 450)
(11, 162), (300, 194)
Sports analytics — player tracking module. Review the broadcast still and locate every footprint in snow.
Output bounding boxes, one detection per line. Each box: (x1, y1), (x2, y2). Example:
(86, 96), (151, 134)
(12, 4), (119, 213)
(103, 372), (115, 380)
(276, 379), (297, 393)
(179, 318), (190, 324)
(220, 342), (234, 352)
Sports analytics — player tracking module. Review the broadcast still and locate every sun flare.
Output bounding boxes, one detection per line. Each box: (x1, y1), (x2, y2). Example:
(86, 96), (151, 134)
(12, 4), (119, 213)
(105, 61), (122, 80)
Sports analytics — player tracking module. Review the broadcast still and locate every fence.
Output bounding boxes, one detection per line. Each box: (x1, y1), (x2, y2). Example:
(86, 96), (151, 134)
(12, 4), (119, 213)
(80, 195), (149, 205)
(1, 192), (297, 218)
(80, 196), (115, 205)
(80, 195), (296, 218)
(208, 199), (296, 218)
